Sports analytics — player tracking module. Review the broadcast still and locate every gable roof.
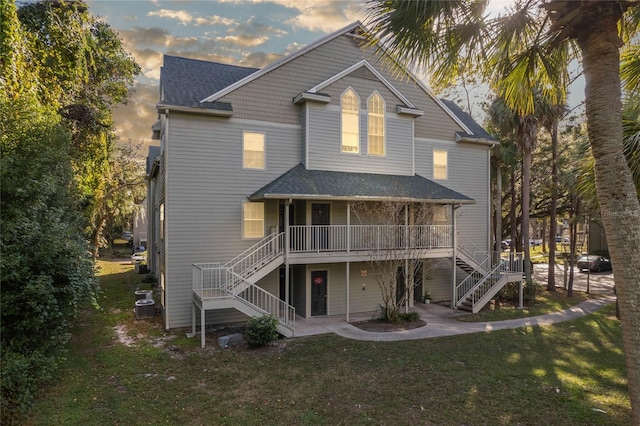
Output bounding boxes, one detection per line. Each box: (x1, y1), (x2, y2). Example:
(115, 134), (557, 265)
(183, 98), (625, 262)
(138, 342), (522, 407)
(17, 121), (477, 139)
(250, 164), (474, 204)
(307, 60), (416, 109)
(159, 24), (493, 141)
(440, 99), (496, 143)
(160, 55), (258, 108)
(200, 22), (362, 104)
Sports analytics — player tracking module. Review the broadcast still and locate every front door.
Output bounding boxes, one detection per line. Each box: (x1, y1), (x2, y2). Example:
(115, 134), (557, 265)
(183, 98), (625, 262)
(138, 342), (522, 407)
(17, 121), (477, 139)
(311, 270), (327, 316)
(311, 203), (330, 250)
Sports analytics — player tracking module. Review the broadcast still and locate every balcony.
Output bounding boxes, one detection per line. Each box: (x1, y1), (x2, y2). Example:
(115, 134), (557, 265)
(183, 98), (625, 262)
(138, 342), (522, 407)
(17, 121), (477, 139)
(286, 224), (452, 263)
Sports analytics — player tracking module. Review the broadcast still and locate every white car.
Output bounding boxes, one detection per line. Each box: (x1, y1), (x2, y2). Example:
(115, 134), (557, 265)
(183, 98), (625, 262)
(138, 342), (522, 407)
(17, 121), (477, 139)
(131, 252), (147, 264)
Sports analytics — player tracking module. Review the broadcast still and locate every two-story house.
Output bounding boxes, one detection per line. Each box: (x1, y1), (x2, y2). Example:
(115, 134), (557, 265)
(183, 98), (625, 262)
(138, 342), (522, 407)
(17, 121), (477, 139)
(146, 22), (522, 346)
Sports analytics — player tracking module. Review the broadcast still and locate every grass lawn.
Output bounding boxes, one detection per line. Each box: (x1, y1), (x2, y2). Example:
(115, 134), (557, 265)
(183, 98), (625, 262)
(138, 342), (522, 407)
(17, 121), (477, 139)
(455, 287), (601, 323)
(24, 259), (631, 425)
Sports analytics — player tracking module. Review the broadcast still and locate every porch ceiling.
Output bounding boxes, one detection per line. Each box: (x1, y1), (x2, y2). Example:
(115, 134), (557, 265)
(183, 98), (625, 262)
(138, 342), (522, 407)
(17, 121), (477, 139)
(249, 163), (475, 204)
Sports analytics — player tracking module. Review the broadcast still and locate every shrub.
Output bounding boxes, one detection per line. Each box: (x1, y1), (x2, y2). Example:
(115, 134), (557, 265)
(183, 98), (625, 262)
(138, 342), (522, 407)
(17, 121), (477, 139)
(245, 315), (279, 348)
(497, 279), (541, 306)
(398, 311), (420, 322)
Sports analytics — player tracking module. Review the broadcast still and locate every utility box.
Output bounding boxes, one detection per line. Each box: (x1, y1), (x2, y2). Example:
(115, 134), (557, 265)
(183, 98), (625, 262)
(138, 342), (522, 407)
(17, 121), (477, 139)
(135, 290), (153, 301)
(135, 299), (155, 319)
(135, 263), (148, 274)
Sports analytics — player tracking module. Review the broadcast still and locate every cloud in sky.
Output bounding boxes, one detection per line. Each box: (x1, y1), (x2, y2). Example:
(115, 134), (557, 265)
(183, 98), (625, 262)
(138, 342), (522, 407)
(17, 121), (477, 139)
(218, 0), (366, 32)
(147, 9), (194, 25)
(96, 0), (369, 150)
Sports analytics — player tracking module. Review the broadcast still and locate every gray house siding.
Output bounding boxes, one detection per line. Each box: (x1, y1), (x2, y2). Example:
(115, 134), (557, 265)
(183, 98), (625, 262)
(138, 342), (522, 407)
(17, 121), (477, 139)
(164, 113), (302, 328)
(415, 138), (491, 249)
(306, 103), (414, 175)
(216, 34), (466, 142)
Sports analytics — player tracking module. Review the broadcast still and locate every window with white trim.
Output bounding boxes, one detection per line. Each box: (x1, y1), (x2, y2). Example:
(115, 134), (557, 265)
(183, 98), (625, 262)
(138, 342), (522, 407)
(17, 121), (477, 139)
(368, 92), (385, 156)
(243, 132), (265, 169)
(243, 202), (264, 239)
(433, 150), (448, 180)
(159, 203), (165, 240)
(341, 88), (360, 153)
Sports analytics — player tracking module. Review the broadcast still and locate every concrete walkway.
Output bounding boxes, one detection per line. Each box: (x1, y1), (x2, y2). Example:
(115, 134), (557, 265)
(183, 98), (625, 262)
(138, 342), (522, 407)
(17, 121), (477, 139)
(294, 264), (616, 341)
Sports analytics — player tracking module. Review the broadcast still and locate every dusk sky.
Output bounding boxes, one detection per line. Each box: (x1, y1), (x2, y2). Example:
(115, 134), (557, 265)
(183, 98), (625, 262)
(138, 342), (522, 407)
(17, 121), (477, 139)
(82, 0), (536, 154)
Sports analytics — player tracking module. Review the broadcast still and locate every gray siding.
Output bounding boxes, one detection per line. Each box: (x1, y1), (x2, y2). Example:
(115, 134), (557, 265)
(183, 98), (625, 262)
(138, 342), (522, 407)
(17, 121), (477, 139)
(306, 103), (414, 175)
(164, 113), (302, 328)
(415, 138), (491, 250)
(218, 34), (465, 142)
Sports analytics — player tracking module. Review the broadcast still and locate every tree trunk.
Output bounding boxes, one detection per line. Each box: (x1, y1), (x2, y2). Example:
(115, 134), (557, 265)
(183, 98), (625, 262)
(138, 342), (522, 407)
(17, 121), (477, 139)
(92, 217), (107, 259)
(495, 165), (503, 254)
(510, 168), (517, 254)
(548, 121), (559, 291)
(578, 6), (640, 421)
(522, 150), (532, 281)
(519, 115), (537, 282)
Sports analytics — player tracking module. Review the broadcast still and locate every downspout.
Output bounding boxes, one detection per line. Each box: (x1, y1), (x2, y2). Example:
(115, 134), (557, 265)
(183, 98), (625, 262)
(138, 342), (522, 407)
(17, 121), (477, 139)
(164, 111), (170, 330)
(405, 204), (409, 313)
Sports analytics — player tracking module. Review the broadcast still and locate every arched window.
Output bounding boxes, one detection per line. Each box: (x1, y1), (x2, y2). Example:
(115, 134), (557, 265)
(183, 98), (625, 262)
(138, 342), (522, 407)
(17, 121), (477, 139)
(368, 92), (385, 156)
(341, 88), (360, 153)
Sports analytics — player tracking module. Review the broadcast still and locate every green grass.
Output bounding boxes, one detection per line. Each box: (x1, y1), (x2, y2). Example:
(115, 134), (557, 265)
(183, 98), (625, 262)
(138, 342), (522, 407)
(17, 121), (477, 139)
(24, 259), (631, 426)
(455, 288), (600, 322)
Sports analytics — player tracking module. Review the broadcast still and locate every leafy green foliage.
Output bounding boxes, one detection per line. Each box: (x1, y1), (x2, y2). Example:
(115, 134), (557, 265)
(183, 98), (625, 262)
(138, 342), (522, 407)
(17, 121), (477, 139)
(0, 93), (96, 423)
(398, 311), (420, 322)
(497, 279), (542, 306)
(245, 315), (279, 348)
(15, 0), (141, 247)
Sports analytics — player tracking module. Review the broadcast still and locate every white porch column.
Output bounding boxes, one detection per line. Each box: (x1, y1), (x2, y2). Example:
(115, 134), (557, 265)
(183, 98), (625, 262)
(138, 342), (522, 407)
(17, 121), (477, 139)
(452, 204), (459, 309)
(285, 200), (291, 305)
(346, 261), (350, 322)
(200, 304), (205, 348)
(346, 202), (350, 322)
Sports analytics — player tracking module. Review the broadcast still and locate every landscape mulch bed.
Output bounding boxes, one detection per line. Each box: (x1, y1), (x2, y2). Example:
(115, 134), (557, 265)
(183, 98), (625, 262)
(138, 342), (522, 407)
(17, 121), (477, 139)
(350, 319), (427, 332)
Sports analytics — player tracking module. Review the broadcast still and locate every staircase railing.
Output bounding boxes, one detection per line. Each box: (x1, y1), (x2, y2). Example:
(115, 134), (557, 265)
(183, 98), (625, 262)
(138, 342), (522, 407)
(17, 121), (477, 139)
(230, 272), (295, 333)
(221, 232), (284, 294)
(455, 251), (524, 309)
(192, 264), (295, 334)
(456, 234), (489, 268)
(193, 232), (285, 298)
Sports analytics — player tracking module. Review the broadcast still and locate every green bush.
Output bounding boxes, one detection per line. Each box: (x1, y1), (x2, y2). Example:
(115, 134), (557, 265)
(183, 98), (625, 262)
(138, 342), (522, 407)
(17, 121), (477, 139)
(245, 315), (279, 348)
(497, 280), (541, 306)
(398, 311), (420, 322)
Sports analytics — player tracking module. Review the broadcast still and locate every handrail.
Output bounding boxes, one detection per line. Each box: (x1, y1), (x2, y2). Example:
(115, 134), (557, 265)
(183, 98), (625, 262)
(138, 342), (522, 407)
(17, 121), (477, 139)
(457, 233), (489, 268)
(229, 271), (295, 332)
(455, 251), (523, 308)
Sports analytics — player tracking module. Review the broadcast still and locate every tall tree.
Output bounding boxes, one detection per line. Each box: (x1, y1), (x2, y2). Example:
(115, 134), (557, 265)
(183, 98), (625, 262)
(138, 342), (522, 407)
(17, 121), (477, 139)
(365, 1), (640, 420)
(16, 0), (141, 244)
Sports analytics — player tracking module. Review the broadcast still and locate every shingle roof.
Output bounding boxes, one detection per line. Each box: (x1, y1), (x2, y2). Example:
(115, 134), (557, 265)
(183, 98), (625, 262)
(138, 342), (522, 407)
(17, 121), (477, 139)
(439, 99), (495, 141)
(160, 55), (258, 108)
(146, 145), (161, 175)
(250, 164), (474, 204)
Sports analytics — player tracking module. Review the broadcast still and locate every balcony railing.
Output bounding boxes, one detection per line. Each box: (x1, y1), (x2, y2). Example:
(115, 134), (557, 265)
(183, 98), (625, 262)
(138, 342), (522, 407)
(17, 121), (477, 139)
(289, 225), (452, 253)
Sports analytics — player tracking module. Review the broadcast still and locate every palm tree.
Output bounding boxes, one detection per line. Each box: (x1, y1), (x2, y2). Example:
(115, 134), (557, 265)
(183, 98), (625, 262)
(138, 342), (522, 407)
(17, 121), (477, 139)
(365, 1), (640, 420)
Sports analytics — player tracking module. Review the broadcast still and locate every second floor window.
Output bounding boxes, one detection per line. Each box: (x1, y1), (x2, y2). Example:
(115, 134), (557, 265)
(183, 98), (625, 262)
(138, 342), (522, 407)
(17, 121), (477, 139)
(433, 149), (448, 180)
(368, 92), (385, 156)
(243, 132), (265, 169)
(341, 88), (360, 153)
(243, 202), (265, 239)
